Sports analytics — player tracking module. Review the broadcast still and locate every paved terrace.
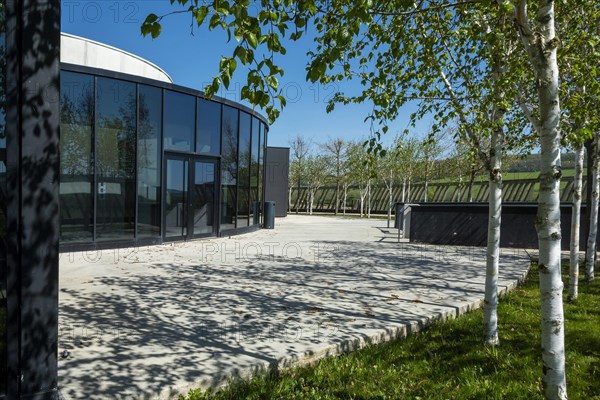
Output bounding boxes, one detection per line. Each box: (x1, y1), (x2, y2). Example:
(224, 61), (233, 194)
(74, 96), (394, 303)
(58, 215), (531, 399)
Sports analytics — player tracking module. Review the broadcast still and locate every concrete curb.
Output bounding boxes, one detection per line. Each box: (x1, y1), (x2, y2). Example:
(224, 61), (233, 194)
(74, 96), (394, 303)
(162, 260), (533, 400)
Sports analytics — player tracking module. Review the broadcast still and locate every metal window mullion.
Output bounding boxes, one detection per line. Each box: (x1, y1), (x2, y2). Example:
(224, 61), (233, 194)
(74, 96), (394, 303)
(160, 88), (165, 240)
(134, 83), (139, 239)
(234, 109), (240, 229)
(216, 105), (223, 235)
(92, 76), (97, 241)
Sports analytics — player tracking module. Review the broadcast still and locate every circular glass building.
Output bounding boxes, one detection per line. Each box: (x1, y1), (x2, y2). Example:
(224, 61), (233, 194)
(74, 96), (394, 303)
(59, 34), (268, 249)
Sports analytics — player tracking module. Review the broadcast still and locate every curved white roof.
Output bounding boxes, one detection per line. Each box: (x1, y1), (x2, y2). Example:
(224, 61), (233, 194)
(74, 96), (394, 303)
(60, 33), (173, 83)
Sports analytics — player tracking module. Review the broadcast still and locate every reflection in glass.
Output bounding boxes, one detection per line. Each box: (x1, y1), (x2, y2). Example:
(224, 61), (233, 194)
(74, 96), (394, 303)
(165, 158), (187, 239)
(193, 161), (216, 235)
(237, 112), (251, 228)
(164, 90), (195, 152)
(60, 71), (94, 242)
(221, 106), (238, 230)
(138, 85), (162, 237)
(250, 117), (260, 225)
(0, 0), (7, 392)
(95, 77), (136, 240)
(197, 99), (221, 155)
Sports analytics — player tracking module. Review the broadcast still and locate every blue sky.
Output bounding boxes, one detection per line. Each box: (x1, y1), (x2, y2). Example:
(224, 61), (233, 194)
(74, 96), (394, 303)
(61, 1), (430, 148)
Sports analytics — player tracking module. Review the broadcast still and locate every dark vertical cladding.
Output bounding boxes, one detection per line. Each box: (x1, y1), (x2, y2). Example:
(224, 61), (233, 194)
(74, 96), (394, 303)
(5, 0), (60, 398)
(0, 0), (7, 395)
(265, 147), (289, 218)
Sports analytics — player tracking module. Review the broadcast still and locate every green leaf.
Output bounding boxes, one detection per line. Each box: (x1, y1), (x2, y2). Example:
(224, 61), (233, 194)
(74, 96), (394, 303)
(193, 7), (209, 26)
(209, 14), (220, 30)
(247, 32), (258, 49)
(145, 13), (159, 23)
(266, 75), (279, 90)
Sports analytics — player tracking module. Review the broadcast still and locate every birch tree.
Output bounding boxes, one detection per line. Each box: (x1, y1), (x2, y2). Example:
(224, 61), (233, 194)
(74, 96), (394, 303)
(557, 0), (600, 298)
(504, 1), (565, 397)
(304, 154), (329, 215)
(346, 141), (373, 217)
(418, 132), (444, 203)
(585, 132), (599, 282)
(322, 138), (346, 215)
(568, 142), (585, 299)
(379, 141), (402, 227)
(397, 137), (420, 203)
(289, 135), (311, 214)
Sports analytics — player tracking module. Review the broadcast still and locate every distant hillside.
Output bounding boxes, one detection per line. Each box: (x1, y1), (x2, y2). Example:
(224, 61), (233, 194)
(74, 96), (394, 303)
(506, 152), (584, 173)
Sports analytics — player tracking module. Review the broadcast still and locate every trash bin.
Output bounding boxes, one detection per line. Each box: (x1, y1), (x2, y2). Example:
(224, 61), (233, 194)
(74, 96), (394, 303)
(264, 201), (276, 229)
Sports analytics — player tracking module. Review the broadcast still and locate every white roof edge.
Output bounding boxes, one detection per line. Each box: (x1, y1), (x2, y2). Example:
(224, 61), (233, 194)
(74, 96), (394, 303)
(61, 32), (174, 84)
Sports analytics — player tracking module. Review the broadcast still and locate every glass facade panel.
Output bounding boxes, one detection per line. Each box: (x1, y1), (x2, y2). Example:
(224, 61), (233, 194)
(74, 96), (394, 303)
(165, 158), (188, 239)
(197, 99), (221, 155)
(220, 106), (238, 230)
(250, 117), (260, 225)
(95, 77), (136, 240)
(164, 90), (195, 152)
(0, 0), (6, 391)
(237, 112), (251, 228)
(60, 71), (94, 242)
(192, 161), (216, 235)
(137, 85), (162, 237)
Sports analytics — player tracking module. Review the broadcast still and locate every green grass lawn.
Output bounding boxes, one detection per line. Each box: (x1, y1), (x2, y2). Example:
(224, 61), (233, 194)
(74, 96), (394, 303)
(180, 264), (600, 400)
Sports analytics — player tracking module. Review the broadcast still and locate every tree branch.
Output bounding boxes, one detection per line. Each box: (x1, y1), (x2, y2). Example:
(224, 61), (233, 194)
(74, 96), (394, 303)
(515, 0), (533, 37)
(370, 0), (480, 17)
(517, 94), (541, 133)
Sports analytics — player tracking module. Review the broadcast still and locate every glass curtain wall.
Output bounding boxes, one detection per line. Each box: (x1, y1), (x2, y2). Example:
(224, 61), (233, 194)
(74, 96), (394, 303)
(137, 85), (162, 237)
(60, 71), (94, 242)
(237, 112), (251, 228)
(221, 105), (238, 230)
(58, 69), (267, 243)
(95, 77), (136, 240)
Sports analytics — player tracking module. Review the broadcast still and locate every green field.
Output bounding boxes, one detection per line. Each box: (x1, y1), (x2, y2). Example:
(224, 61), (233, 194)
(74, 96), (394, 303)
(431, 168), (585, 184)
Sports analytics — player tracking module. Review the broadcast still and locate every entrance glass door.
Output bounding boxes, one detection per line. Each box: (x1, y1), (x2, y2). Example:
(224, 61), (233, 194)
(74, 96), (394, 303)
(191, 161), (216, 235)
(164, 157), (188, 239)
(164, 154), (217, 240)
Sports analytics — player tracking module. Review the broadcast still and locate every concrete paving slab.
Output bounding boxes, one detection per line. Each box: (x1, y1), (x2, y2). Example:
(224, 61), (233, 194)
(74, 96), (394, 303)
(58, 215), (531, 399)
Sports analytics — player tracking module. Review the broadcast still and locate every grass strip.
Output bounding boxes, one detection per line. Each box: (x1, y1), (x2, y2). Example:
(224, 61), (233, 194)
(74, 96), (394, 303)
(181, 264), (600, 400)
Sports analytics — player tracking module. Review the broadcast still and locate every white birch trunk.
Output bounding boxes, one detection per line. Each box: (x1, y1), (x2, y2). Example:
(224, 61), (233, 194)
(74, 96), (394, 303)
(514, 1), (567, 397)
(343, 184), (348, 215)
(388, 183), (394, 228)
(569, 144), (585, 300)
(402, 178), (406, 203)
(585, 134), (599, 283)
(359, 188), (366, 217)
(482, 85), (504, 347)
(367, 180), (372, 218)
(424, 180), (428, 202)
